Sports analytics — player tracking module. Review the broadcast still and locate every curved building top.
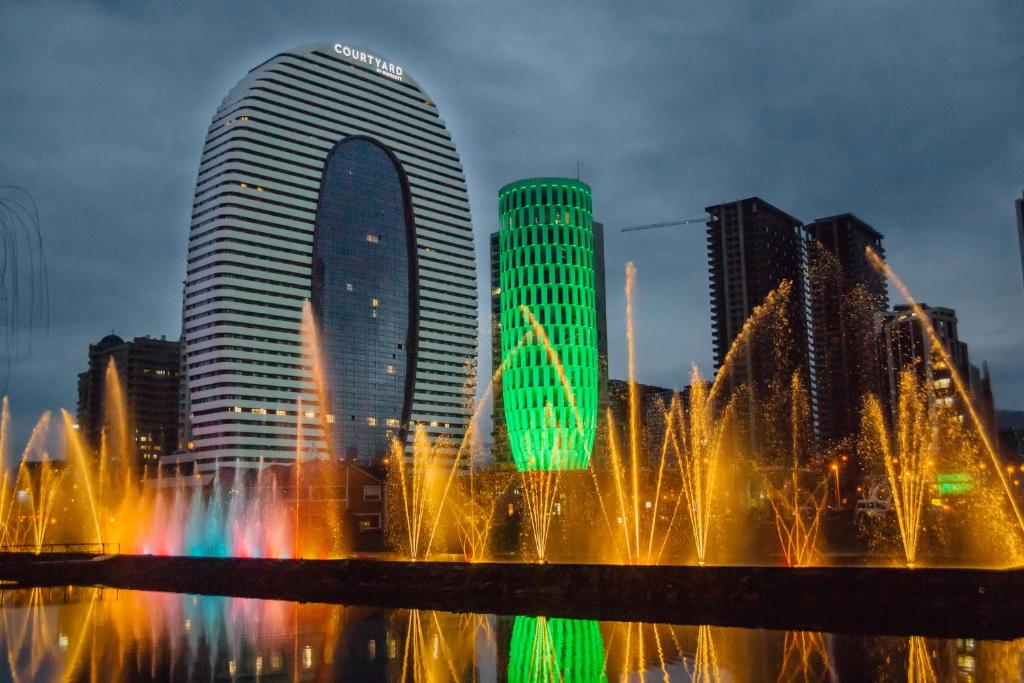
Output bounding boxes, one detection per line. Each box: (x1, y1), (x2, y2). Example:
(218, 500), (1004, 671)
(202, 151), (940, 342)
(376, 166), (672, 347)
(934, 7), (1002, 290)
(178, 41), (478, 469)
(248, 42), (424, 89)
(499, 177), (592, 194)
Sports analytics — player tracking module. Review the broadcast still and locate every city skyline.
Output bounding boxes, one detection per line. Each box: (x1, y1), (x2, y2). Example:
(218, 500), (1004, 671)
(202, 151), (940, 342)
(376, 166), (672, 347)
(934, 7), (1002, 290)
(1, 1), (1023, 448)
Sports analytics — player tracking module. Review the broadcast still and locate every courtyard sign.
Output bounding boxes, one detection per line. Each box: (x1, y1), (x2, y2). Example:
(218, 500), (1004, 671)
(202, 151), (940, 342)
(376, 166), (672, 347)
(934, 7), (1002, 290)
(334, 44), (404, 82)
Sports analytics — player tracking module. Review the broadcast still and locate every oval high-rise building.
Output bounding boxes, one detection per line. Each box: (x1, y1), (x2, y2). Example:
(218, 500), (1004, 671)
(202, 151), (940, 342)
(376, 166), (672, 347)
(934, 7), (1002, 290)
(311, 137), (418, 462)
(178, 43), (477, 471)
(498, 178), (598, 471)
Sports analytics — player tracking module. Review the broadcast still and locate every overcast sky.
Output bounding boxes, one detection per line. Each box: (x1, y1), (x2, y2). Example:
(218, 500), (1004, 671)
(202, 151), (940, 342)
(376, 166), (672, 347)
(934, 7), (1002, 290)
(1, 0), (1022, 446)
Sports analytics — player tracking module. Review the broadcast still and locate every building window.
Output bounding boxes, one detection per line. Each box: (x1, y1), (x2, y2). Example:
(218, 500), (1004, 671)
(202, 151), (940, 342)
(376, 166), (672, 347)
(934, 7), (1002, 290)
(366, 234), (379, 244)
(367, 416), (377, 426)
(363, 485), (381, 502)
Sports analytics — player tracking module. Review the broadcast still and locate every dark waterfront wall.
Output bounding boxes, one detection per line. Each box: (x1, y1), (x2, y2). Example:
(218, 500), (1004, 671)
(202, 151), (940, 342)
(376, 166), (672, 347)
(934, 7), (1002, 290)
(312, 136), (417, 464)
(6, 555), (1024, 640)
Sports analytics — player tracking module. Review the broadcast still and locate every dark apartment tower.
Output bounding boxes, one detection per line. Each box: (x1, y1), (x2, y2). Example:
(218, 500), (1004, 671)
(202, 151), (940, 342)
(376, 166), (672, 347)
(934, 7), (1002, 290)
(77, 334), (181, 469)
(705, 197), (810, 458)
(607, 379), (686, 468)
(489, 221), (609, 466)
(489, 231), (511, 465)
(591, 221), (610, 463)
(805, 214), (888, 446)
(879, 304), (970, 424)
(1016, 190), (1024, 293)
(971, 362), (997, 441)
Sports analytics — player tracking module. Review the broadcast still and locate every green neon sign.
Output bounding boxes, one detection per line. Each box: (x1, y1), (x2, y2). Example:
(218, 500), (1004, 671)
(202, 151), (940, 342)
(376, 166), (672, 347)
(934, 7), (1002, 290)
(498, 178), (599, 471)
(936, 472), (973, 496)
(508, 616), (607, 683)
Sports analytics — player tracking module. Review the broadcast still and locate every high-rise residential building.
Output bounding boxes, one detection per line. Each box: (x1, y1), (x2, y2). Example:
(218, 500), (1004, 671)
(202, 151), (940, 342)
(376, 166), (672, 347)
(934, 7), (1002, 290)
(805, 213), (888, 446)
(705, 197), (810, 456)
(607, 379), (685, 467)
(498, 178), (599, 471)
(77, 334), (180, 468)
(592, 221), (610, 461)
(879, 303), (970, 421)
(970, 362), (996, 441)
(490, 220), (608, 466)
(489, 231), (510, 465)
(1016, 190), (1024, 292)
(177, 43), (476, 472)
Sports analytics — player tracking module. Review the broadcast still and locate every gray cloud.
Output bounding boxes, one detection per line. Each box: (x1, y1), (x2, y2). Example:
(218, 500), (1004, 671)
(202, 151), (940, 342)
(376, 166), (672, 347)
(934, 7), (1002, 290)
(1, 0), (1022, 446)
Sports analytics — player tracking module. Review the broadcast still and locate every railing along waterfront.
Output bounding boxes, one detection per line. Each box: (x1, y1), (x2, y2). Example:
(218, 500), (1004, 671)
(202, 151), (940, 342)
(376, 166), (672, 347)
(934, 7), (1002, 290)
(0, 543), (120, 555)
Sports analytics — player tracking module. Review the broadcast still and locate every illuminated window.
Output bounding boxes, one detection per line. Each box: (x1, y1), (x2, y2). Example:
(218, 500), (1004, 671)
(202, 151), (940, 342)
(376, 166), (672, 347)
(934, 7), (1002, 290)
(371, 298), (379, 307)
(386, 417), (400, 427)
(386, 364), (394, 374)
(275, 409), (286, 416)
(366, 234), (379, 243)
(326, 414), (335, 424)
(367, 416), (377, 426)
(346, 283), (354, 291)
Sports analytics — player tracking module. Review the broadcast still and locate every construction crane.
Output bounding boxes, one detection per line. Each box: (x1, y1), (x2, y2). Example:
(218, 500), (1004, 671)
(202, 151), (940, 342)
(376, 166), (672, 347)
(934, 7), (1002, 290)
(620, 215), (708, 233)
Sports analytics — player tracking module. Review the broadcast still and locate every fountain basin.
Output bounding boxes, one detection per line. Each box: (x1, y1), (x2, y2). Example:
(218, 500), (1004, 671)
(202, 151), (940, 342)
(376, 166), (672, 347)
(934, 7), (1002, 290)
(0, 553), (1020, 639)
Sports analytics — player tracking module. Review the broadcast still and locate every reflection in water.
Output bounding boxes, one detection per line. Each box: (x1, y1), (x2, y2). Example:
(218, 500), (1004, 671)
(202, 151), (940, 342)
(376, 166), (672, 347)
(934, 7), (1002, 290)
(0, 587), (1019, 681)
(508, 616), (606, 682)
(689, 624), (720, 683)
(777, 630), (831, 683)
(906, 636), (938, 683)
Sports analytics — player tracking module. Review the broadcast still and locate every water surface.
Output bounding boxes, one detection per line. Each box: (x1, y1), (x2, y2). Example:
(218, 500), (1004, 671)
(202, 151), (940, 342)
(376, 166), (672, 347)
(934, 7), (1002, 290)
(0, 586), (1014, 681)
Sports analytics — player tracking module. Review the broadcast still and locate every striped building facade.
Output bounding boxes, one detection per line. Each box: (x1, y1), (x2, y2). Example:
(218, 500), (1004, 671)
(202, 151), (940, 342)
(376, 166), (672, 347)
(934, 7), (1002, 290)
(175, 43), (477, 472)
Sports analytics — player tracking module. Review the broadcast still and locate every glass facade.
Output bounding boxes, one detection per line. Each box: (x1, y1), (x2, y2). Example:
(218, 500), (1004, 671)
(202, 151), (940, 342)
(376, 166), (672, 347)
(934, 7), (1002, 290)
(312, 136), (416, 464)
(499, 178), (598, 471)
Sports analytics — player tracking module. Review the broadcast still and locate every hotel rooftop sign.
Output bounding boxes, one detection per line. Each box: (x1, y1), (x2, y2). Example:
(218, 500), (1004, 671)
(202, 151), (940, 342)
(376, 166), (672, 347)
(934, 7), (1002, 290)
(334, 44), (404, 82)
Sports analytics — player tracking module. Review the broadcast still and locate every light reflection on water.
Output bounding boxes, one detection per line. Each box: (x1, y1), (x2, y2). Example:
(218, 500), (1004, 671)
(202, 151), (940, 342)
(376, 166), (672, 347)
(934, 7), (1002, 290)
(0, 587), (1020, 681)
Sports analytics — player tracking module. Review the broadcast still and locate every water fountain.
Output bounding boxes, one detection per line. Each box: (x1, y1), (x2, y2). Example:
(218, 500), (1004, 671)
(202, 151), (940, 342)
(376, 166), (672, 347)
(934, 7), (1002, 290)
(0, 251), (1022, 680)
(2, 251), (1022, 572)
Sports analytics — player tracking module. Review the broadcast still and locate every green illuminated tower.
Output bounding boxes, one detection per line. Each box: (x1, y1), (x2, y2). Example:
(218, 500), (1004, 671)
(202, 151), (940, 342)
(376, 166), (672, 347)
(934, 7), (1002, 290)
(499, 178), (599, 471)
